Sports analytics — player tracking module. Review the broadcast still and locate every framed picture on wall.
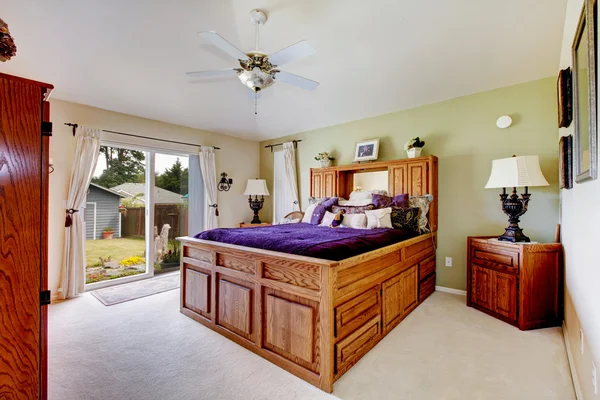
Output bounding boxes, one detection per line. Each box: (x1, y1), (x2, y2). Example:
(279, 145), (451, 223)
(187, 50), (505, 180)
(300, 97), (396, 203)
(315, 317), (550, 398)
(559, 135), (573, 189)
(572, 0), (598, 182)
(557, 67), (572, 128)
(353, 139), (380, 162)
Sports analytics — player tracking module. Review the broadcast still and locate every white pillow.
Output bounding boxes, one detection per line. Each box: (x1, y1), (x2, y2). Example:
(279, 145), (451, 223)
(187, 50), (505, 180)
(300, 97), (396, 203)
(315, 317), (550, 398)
(277, 217), (301, 225)
(338, 198), (373, 206)
(365, 208), (393, 229)
(319, 211), (337, 227)
(341, 213), (368, 229)
(349, 190), (372, 202)
(302, 203), (318, 223)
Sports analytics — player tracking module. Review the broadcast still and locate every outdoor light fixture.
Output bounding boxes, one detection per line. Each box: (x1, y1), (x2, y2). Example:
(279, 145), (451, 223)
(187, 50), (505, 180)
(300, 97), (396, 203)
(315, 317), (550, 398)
(218, 172), (233, 192)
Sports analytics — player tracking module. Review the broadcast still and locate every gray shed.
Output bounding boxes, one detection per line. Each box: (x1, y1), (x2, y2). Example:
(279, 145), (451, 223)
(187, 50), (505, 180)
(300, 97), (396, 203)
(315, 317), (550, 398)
(85, 183), (126, 240)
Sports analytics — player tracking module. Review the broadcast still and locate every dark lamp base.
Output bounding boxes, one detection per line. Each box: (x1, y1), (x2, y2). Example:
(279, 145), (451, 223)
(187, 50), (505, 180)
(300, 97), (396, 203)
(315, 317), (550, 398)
(248, 195), (265, 224)
(497, 187), (532, 243)
(498, 227), (531, 243)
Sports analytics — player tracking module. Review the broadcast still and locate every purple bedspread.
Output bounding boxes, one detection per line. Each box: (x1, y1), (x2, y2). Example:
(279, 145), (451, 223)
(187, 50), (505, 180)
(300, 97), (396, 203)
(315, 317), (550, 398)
(194, 223), (418, 261)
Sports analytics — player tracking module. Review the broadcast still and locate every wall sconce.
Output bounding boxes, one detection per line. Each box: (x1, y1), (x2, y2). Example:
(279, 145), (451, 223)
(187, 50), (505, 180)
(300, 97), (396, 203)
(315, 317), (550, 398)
(218, 172), (233, 191)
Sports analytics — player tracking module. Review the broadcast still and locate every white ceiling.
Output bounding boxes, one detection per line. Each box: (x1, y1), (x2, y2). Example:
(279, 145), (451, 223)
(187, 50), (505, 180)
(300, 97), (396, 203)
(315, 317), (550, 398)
(0, 0), (567, 140)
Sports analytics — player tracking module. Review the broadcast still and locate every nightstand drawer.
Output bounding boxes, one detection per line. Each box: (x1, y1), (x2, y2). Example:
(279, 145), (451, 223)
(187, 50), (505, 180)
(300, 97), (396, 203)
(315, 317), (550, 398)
(471, 242), (519, 273)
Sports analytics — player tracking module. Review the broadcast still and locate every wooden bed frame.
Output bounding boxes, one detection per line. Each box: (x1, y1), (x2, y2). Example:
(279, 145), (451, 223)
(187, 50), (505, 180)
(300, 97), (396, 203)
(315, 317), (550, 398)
(178, 156), (438, 393)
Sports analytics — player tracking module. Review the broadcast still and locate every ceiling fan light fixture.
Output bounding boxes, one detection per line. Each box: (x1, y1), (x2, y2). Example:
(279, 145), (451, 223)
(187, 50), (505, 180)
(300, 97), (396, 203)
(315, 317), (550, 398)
(238, 67), (274, 92)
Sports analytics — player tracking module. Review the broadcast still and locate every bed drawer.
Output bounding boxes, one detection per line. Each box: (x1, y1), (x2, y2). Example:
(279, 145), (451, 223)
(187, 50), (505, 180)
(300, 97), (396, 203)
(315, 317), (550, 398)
(334, 286), (380, 340)
(419, 272), (435, 303)
(419, 255), (436, 281)
(335, 315), (381, 375)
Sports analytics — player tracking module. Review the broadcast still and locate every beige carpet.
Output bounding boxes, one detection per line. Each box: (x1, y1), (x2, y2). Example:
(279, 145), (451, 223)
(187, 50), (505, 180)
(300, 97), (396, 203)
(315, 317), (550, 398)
(49, 290), (575, 400)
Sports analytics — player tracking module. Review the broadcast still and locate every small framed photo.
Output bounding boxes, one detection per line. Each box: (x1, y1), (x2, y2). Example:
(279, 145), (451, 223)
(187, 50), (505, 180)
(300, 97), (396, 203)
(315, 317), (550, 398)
(557, 67), (572, 128)
(559, 134), (574, 189)
(353, 139), (380, 162)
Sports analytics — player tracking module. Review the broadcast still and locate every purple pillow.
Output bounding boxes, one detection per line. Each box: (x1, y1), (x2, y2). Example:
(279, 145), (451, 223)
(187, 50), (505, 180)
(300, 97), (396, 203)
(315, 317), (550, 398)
(372, 193), (409, 209)
(310, 197), (339, 225)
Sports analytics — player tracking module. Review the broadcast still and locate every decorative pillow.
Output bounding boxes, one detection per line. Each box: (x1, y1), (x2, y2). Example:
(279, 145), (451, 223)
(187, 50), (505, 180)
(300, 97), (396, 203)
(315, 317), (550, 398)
(308, 197), (325, 205)
(277, 217), (301, 225)
(338, 198), (374, 206)
(349, 190), (373, 202)
(330, 210), (345, 227)
(319, 211), (336, 227)
(365, 208), (393, 229)
(310, 197), (339, 225)
(409, 194), (434, 233)
(372, 193), (409, 209)
(332, 204), (375, 214)
(391, 207), (420, 232)
(341, 213), (368, 229)
(301, 203), (318, 223)
(371, 189), (389, 196)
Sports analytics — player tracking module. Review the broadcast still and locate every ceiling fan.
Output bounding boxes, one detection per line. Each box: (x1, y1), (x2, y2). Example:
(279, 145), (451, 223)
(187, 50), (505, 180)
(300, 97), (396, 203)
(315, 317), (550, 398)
(186, 9), (319, 114)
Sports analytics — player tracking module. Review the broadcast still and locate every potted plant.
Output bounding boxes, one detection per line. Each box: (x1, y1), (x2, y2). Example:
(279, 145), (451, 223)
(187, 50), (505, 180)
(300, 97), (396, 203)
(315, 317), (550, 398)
(159, 240), (181, 269)
(404, 137), (425, 158)
(315, 152), (335, 168)
(102, 227), (115, 240)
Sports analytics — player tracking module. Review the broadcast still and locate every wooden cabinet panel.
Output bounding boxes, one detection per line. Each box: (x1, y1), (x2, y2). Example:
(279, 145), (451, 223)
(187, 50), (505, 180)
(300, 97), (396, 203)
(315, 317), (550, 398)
(471, 265), (492, 310)
(311, 171), (323, 198)
(388, 165), (407, 196)
(335, 316), (380, 375)
(335, 286), (380, 340)
(419, 255), (436, 280)
(402, 266), (418, 314)
(218, 280), (253, 339)
(382, 265), (418, 330)
(407, 162), (428, 196)
(492, 271), (517, 322)
(323, 171), (336, 197)
(419, 272), (436, 302)
(184, 268), (210, 317)
(266, 295), (314, 363)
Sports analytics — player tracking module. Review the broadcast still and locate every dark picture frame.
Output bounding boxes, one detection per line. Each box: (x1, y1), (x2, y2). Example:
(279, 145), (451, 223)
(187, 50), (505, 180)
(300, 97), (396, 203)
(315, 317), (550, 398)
(572, 0), (598, 183)
(557, 68), (573, 128)
(559, 135), (573, 189)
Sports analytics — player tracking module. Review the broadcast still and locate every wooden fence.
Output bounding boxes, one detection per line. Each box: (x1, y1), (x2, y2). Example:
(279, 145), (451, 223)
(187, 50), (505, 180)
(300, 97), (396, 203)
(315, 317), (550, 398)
(121, 204), (188, 239)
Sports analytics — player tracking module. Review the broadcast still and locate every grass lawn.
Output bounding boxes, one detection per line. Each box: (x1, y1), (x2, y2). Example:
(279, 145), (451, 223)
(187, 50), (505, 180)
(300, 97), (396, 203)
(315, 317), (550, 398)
(86, 237), (146, 267)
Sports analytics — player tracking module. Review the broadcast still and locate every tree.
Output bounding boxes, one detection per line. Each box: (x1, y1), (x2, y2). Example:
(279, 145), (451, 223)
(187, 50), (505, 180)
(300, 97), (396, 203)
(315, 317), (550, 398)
(155, 158), (188, 195)
(92, 146), (146, 188)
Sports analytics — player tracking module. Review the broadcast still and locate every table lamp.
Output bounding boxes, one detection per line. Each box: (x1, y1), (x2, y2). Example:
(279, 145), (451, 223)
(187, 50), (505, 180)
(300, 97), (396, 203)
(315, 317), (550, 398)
(485, 155), (549, 242)
(243, 179), (270, 224)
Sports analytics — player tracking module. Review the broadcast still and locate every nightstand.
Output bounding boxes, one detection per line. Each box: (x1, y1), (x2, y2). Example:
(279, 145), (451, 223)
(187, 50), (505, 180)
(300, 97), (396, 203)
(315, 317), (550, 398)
(239, 222), (272, 228)
(467, 236), (562, 330)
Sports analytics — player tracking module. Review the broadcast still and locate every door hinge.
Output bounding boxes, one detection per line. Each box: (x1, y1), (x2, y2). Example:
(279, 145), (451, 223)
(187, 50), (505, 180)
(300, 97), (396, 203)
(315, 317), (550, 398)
(380, 288), (383, 296)
(40, 290), (51, 306)
(41, 121), (53, 137)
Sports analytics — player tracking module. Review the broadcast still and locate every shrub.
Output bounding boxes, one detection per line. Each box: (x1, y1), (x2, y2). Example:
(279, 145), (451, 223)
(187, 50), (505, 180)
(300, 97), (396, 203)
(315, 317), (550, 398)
(119, 256), (145, 267)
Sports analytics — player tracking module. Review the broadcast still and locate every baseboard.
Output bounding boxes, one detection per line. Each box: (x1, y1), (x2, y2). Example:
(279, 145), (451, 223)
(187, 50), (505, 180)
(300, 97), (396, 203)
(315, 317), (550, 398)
(435, 286), (467, 296)
(562, 322), (584, 400)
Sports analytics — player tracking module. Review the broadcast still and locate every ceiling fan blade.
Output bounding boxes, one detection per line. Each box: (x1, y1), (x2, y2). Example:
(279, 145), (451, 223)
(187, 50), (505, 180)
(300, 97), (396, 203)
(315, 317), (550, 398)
(268, 40), (315, 66)
(274, 71), (319, 90)
(198, 31), (250, 61)
(186, 68), (241, 78)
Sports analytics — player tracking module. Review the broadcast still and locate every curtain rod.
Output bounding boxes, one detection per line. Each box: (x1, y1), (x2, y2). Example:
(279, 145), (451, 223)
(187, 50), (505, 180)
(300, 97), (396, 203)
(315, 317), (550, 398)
(264, 139), (302, 152)
(64, 123), (221, 150)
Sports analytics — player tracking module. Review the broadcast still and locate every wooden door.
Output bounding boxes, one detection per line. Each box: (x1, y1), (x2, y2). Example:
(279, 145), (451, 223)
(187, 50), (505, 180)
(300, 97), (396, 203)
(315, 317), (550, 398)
(0, 75), (44, 399)
(492, 270), (517, 322)
(311, 170), (323, 198)
(407, 161), (428, 196)
(382, 265), (418, 330)
(323, 171), (336, 197)
(388, 165), (407, 195)
(471, 265), (492, 310)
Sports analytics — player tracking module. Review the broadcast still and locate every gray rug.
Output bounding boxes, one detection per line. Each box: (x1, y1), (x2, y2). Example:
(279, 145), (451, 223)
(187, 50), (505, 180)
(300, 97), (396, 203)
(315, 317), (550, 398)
(91, 272), (180, 306)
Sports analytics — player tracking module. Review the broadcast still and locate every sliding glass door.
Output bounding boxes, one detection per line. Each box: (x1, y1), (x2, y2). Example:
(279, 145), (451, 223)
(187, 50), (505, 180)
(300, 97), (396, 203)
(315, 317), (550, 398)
(85, 144), (203, 289)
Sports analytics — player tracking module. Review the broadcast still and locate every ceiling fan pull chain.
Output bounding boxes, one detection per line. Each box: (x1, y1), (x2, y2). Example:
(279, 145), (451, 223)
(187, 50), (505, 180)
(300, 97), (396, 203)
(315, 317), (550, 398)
(255, 92), (258, 115)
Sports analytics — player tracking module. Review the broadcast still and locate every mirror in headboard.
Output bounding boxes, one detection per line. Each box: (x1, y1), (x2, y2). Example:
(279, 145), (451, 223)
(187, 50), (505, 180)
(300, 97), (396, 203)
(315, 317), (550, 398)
(352, 170), (389, 193)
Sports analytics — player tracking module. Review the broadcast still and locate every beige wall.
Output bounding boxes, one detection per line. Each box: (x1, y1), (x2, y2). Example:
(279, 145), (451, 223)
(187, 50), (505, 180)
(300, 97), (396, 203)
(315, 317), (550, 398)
(559, 0), (600, 397)
(260, 77), (559, 291)
(49, 99), (259, 298)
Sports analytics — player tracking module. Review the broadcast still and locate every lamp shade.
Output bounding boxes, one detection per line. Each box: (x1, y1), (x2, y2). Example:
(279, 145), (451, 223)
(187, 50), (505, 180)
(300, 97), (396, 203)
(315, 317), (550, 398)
(243, 179), (270, 196)
(485, 155), (549, 189)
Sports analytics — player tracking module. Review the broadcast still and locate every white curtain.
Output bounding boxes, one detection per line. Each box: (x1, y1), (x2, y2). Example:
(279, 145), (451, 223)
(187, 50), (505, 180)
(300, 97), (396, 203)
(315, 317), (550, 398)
(59, 127), (101, 299)
(199, 146), (218, 230)
(273, 142), (300, 222)
(283, 142), (300, 211)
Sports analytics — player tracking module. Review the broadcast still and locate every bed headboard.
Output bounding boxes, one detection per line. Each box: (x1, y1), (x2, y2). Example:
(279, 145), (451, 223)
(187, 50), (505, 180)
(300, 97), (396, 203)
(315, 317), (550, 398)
(309, 155), (438, 232)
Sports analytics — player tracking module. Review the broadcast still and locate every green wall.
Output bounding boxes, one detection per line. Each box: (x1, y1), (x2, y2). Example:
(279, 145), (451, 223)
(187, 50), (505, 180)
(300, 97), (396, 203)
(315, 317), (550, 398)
(260, 77), (559, 290)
